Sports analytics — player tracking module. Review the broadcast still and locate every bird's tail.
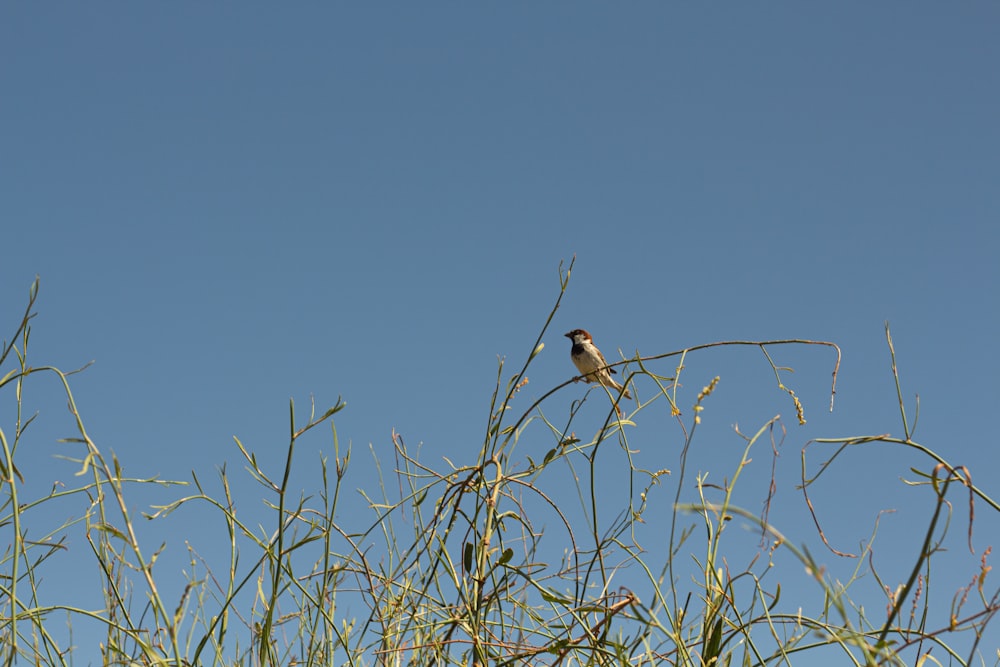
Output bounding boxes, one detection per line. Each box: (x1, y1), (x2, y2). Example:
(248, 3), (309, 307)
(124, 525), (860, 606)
(614, 380), (632, 400)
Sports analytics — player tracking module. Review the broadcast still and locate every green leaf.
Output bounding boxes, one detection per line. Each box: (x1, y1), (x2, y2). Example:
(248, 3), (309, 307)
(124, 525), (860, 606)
(94, 523), (127, 541)
(767, 583), (781, 611)
(703, 616), (724, 662)
(463, 542), (474, 572)
(540, 588), (569, 604)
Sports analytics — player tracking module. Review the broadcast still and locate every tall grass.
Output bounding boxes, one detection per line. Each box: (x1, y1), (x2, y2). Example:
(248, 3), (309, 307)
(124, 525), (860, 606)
(2, 266), (997, 666)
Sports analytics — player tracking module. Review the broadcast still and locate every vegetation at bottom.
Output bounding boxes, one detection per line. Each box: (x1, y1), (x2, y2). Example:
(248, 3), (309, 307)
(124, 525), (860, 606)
(2, 264), (998, 666)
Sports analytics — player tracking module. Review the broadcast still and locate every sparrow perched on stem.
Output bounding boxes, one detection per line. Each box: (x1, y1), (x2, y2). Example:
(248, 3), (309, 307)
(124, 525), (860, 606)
(564, 329), (632, 401)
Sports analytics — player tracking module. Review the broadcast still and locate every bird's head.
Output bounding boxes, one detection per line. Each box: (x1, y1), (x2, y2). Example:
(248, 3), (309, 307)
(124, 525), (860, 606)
(564, 329), (592, 345)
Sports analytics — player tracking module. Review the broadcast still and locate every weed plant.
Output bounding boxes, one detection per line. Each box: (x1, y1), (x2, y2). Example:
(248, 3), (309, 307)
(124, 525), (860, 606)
(2, 265), (997, 665)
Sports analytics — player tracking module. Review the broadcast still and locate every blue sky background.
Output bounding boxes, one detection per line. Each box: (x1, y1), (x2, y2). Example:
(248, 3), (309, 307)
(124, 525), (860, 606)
(3, 3), (999, 663)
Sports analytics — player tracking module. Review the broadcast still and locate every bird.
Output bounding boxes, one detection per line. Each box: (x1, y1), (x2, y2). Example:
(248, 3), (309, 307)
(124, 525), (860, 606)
(564, 329), (631, 400)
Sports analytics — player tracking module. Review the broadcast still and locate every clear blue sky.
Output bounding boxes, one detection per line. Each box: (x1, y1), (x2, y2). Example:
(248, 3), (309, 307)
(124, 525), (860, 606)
(3, 3), (999, 662)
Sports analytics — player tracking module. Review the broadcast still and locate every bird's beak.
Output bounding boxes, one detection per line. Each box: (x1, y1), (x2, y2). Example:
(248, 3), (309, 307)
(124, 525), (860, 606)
(564, 332), (572, 339)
